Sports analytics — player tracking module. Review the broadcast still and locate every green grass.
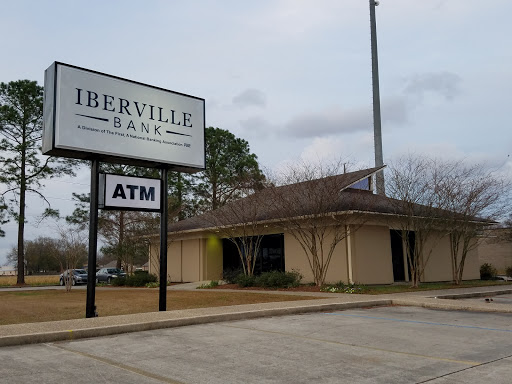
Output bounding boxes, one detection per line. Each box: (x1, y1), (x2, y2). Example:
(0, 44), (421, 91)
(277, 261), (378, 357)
(353, 280), (512, 295)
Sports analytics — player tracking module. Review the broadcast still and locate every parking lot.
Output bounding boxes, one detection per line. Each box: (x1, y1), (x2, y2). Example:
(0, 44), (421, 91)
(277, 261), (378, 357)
(1, 305), (511, 384)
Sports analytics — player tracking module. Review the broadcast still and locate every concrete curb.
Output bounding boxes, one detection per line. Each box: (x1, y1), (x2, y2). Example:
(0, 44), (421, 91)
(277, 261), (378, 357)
(0, 299), (391, 348)
(393, 297), (512, 314)
(429, 288), (512, 300)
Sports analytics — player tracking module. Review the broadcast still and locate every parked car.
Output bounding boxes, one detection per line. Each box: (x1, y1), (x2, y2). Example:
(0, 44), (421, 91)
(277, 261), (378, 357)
(96, 268), (127, 284)
(59, 269), (88, 286)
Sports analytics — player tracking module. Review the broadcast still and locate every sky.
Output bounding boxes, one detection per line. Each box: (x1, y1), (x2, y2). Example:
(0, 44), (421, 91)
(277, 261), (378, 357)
(0, 0), (511, 265)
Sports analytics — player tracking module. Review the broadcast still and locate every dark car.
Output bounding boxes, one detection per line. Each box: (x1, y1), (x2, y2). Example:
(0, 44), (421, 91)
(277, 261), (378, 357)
(96, 268), (127, 284)
(59, 269), (88, 286)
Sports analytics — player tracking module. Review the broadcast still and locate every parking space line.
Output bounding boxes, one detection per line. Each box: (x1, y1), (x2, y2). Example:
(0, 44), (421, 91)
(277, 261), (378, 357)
(220, 324), (479, 366)
(47, 343), (185, 384)
(415, 354), (512, 384)
(324, 312), (512, 333)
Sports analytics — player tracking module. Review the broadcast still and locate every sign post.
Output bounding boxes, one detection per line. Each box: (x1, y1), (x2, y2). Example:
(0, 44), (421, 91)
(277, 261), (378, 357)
(42, 62), (205, 317)
(159, 167), (168, 311)
(86, 159), (100, 318)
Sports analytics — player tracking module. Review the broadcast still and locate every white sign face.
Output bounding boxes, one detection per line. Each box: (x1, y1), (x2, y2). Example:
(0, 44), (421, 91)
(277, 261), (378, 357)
(99, 174), (161, 211)
(43, 62), (205, 172)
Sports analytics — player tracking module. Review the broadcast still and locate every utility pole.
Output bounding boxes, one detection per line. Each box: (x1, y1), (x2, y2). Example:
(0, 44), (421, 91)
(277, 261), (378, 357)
(370, 0), (385, 195)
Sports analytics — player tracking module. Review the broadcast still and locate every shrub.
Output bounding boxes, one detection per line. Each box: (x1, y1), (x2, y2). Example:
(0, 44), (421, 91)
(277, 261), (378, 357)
(235, 274), (256, 287)
(227, 270), (303, 288)
(222, 268), (243, 284)
(111, 277), (126, 286)
(506, 266), (512, 278)
(255, 270), (303, 288)
(480, 263), (497, 280)
(112, 273), (158, 287)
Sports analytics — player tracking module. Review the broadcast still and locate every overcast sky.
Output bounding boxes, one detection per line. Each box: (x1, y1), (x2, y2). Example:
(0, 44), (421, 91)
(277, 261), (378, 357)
(1, 0), (511, 265)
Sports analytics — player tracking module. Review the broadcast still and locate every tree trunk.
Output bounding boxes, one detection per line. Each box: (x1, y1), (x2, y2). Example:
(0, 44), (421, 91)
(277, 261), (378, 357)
(17, 200), (25, 285)
(212, 179), (218, 210)
(117, 211), (124, 269)
(450, 233), (461, 284)
(16, 129), (27, 285)
(177, 173), (185, 221)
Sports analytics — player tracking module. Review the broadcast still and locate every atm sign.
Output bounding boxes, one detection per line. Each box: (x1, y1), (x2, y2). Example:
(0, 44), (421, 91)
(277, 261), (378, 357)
(99, 174), (161, 212)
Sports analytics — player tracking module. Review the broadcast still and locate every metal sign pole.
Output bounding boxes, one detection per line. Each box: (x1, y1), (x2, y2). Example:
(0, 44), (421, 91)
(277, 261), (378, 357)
(86, 159), (100, 318)
(159, 167), (169, 311)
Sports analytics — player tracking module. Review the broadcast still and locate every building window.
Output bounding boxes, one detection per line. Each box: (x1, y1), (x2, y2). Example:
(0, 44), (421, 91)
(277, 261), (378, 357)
(222, 234), (285, 275)
(349, 177), (371, 191)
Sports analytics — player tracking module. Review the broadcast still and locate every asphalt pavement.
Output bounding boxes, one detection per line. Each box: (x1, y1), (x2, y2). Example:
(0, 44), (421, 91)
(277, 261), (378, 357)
(1, 302), (512, 383)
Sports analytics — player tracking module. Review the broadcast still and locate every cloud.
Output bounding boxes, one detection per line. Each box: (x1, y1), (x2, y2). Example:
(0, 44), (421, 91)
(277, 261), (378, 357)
(403, 71), (462, 100)
(284, 106), (372, 138)
(283, 97), (409, 139)
(245, 0), (362, 42)
(299, 135), (373, 167)
(232, 89), (266, 108)
(279, 71), (460, 141)
(381, 97), (408, 125)
(272, 134), (374, 175)
(238, 116), (274, 137)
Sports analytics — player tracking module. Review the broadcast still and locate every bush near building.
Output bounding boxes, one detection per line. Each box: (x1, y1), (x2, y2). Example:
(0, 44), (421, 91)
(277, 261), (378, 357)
(112, 271), (158, 287)
(480, 263), (498, 280)
(227, 270), (303, 289)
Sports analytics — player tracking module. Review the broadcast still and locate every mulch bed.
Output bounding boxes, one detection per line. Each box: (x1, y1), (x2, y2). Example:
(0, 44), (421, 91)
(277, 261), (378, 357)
(212, 284), (323, 292)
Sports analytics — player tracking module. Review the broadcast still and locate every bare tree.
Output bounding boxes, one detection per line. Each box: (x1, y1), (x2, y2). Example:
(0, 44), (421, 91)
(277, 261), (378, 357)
(203, 190), (268, 276)
(386, 156), (449, 288)
(436, 161), (508, 284)
(54, 223), (88, 292)
(269, 161), (373, 286)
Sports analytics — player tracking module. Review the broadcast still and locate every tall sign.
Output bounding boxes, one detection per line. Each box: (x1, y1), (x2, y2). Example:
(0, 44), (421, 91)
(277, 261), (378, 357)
(43, 62), (205, 171)
(42, 62), (205, 317)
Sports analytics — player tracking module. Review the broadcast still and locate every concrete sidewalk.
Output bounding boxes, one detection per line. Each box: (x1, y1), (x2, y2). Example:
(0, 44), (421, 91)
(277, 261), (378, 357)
(1, 284), (512, 348)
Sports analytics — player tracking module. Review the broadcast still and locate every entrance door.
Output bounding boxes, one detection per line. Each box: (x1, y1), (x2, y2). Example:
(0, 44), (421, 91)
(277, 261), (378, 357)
(390, 230), (415, 282)
(390, 230), (405, 281)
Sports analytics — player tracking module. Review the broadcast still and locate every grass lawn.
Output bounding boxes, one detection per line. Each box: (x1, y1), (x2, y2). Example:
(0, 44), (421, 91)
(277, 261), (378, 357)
(0, 275), (59, 287)
(0, 289), (321, 326)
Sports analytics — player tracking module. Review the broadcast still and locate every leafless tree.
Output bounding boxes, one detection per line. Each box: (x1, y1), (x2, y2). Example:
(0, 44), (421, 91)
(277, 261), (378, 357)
(386, 156), (449, 288)
(269, 160), (372, 286)
(387, 155), (510, 287)
(54, 223), (88, 292)
(203, 190), (268, 276)
(435, 161), (508, 284)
